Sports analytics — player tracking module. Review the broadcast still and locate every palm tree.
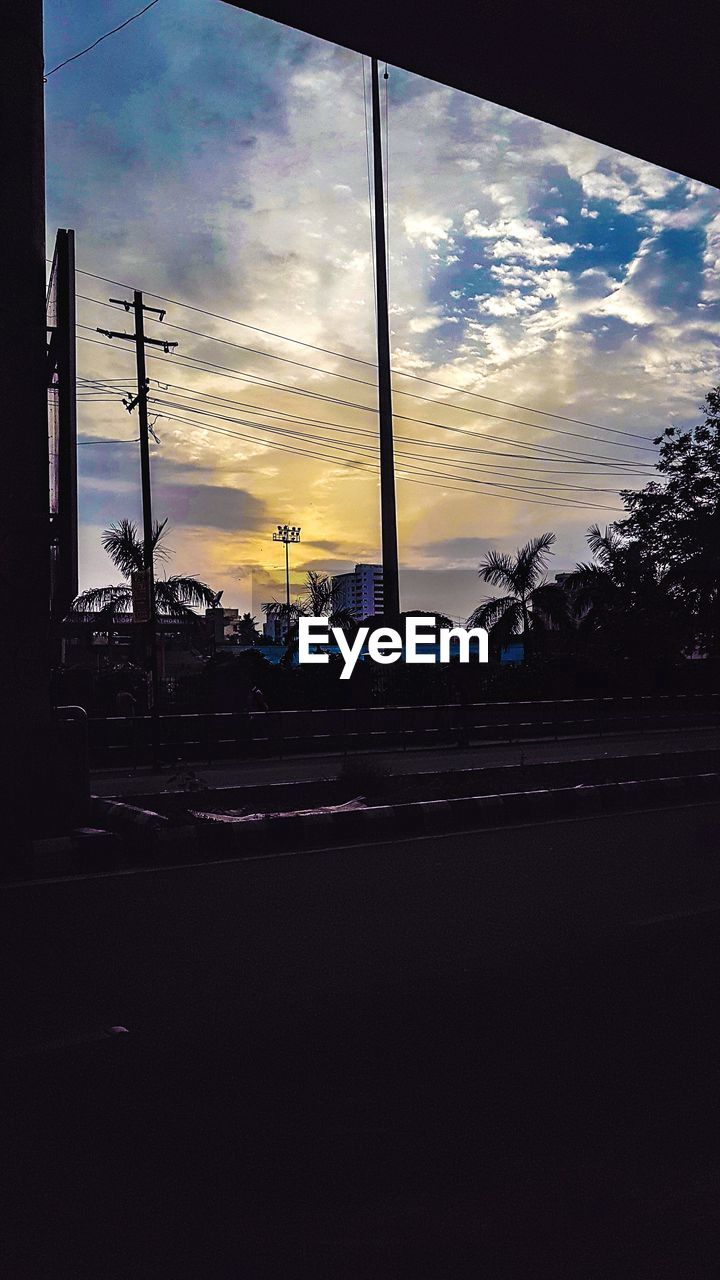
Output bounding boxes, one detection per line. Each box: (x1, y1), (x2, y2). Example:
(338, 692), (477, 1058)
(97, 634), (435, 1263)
(468, 532), (567, 657)
(235, 612), (260, 644)
(263, 570), (356, 664)
(300, 571), (355, 630)
(70, 518), (218, 624)
(564, 523), (682, 657)
(563, 524), (626, 628)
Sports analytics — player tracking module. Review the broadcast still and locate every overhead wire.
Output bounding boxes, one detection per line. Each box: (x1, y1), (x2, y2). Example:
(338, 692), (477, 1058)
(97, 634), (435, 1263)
(75, 327), (654, 468)
(68, 267), (655, 443)
(76, 370), (632, 503)
(146, 393), (643, 493)
(45, 0), (161, 77)
(141, 391), (622, 499)
(75, 296), (655, 450)
(151, 409), (623, 512)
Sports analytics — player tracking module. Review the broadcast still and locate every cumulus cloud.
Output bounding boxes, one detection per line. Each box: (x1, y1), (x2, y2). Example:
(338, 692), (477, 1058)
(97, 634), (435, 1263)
(403, 212), (454, 248)
(45, 0), (720, 612)
(463, 211), (577, 263)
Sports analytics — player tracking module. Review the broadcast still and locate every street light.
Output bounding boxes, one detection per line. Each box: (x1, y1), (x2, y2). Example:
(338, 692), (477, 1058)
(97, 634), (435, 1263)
(272, 523), (301, 640)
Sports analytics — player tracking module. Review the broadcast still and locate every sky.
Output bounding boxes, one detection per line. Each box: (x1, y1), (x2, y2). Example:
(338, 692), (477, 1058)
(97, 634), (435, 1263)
(45, 0), (720, 622)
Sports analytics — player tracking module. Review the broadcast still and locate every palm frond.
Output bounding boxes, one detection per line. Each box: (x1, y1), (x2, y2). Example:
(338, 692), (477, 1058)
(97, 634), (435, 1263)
(529, 582), (570, 629)
(467, 594), (520, 632)
(478, 549), (517, 591)
(101, 520), (144, 577)
(302, 571), (334, 616)
(565, 562), (620, 614)
(101, 517), (172, 577)
(155, 575), (218, 614)
(514, 532), (556, 593)
(70, 584), (132, 615)
(151, 518), (171, 561)
(328, 607), (357, 631)
(586, 523), (622, 569)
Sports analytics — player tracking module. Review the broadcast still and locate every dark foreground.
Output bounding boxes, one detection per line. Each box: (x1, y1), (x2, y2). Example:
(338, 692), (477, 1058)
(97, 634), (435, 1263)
(4, 802), (720, 1277)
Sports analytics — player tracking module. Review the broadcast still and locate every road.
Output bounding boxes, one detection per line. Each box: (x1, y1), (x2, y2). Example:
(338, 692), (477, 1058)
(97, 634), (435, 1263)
(91, 723), (720, 796)
(3, 801), (720, 1276)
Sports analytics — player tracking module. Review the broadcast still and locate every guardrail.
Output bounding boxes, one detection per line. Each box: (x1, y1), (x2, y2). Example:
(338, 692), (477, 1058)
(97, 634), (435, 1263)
(88, 692), (720, 769)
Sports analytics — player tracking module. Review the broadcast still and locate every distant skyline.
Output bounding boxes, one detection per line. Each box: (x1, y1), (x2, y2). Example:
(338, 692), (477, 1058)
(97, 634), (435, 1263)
(46, 0), (720, 619)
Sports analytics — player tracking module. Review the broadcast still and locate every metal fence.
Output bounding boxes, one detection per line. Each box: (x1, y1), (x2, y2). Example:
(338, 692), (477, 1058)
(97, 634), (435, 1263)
(89, 692), (720, 769)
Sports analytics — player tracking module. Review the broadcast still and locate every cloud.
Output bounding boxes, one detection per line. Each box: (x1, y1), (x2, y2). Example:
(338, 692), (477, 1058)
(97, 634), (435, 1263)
(153, 483), (269, 532)
(463, 211), (577, 263)
(414, 536), (507, 567)
(403, 212), (454, 249)
(46, 2), (720, 614)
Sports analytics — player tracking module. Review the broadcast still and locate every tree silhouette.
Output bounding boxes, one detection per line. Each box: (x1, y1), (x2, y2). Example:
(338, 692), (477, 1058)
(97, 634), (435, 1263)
(235, 612), (260, 644)
(468, 532), (567, 656)
(617, 386), (720, 653)
(71, 518), (218, 621)
(565, 523), (684, 659)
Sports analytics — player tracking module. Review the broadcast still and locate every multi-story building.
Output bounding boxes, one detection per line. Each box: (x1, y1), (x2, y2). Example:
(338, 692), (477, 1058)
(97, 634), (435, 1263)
(331, 563), (384, 622)
(262, 607), (285, 643)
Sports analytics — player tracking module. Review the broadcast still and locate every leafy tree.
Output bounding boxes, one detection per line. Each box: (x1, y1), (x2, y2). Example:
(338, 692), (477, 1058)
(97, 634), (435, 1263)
(468, 532), (568, 656)
(71, 518), (218, 622)
(616, 387), (720, 652)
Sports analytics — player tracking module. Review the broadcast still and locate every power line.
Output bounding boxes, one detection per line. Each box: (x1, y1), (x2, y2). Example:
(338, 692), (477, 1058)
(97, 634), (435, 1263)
(77, 330), (651, 469)
(146, 397), (627, 503)
(80, 373), (653, 485)
(146, 394), (641, 494)
(77, 295), (654, 449)
(45, 0), (161, 77)
(70, 268), (654, 443)
(118, 376), (652, 473)
(152, 409), (623, 513)
(76, 321), (653, 464)
(78, 437), (140, 445)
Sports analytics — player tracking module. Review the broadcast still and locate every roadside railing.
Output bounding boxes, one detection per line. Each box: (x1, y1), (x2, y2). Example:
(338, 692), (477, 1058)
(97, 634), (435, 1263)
(88, 692), (720, 769)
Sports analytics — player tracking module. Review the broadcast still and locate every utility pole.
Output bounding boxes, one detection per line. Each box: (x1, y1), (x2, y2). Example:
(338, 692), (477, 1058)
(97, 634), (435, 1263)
(97, 295), (177, 764)
(370, 57), (400, 619)
(272, 524), (301, 640)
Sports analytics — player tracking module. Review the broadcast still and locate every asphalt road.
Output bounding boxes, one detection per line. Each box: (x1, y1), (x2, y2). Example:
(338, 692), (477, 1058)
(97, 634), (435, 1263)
(91, 724), (720, 796)
(4, 801), (720, 1277)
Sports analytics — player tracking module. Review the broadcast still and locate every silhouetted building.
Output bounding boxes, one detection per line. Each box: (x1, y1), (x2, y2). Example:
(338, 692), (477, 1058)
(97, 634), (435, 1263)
(262, 607), (285, 643)
(332, 563), (384, 621)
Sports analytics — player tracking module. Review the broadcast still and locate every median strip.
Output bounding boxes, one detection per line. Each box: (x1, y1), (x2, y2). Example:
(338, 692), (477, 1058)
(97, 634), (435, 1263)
(25, 770), (720, 879)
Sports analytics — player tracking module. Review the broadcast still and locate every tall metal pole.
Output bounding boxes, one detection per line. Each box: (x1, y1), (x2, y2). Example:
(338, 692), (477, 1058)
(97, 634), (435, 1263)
(273, 524), (301, 642)
(132, 291), (160, 751)
(370, 57), (400, 619)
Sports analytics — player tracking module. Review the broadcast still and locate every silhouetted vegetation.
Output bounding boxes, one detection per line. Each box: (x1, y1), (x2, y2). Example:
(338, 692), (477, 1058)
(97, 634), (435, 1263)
(70, 518), (218, 620)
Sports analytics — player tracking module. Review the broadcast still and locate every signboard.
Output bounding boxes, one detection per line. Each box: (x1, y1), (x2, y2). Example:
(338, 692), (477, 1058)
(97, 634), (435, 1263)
(131, 570), (152, 623)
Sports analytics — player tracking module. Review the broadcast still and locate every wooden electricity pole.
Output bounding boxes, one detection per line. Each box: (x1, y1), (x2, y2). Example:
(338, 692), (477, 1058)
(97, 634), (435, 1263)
(98, 295), (177, 763)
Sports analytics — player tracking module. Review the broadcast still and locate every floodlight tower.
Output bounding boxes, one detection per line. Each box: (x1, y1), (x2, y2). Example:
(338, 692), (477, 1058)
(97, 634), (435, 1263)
(273, 523), (301, 639)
